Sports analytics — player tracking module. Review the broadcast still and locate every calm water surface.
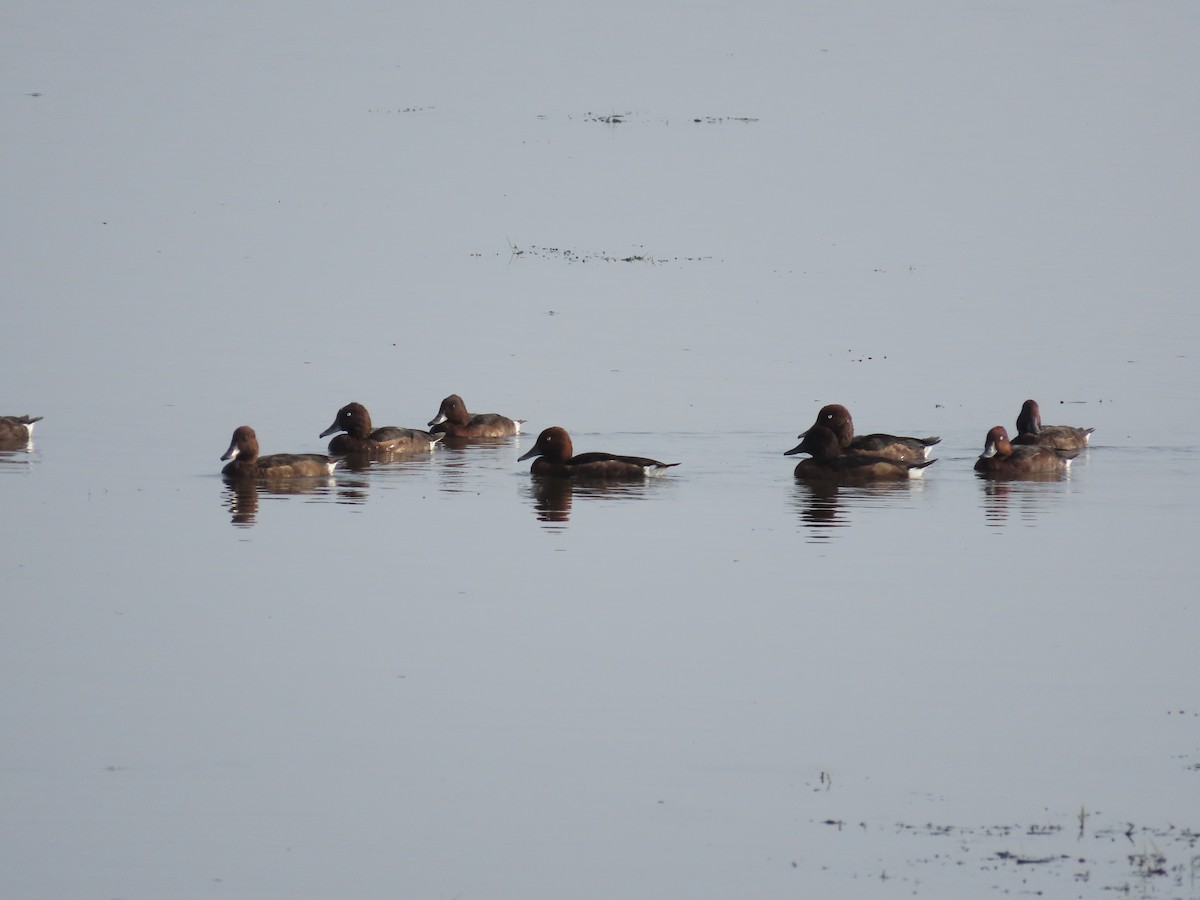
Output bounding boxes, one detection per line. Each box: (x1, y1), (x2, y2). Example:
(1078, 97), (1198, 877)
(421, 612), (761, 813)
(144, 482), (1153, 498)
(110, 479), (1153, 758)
(3, 1), (1199, 898)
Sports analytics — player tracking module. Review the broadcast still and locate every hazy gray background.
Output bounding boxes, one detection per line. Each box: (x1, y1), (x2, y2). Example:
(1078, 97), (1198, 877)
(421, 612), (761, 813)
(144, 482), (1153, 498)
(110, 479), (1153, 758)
(3, 1), (1198, 897)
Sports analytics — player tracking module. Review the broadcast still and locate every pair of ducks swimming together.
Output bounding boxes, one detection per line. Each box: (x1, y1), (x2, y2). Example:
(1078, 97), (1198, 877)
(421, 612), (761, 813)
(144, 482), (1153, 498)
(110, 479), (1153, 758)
(215, 397), (1093, 483)
(971, 399), (1092, 477)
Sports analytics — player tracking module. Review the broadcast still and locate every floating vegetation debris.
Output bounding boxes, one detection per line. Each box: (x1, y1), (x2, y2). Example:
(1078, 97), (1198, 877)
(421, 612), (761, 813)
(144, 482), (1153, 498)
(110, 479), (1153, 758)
(576, 111), (758, 126)
(692, 116), (759, 124)
(367, 106), (436, 114)
(503, 240), (711, 266)
(814, 815), (1200, 895)
(996, 850), (1069, 865)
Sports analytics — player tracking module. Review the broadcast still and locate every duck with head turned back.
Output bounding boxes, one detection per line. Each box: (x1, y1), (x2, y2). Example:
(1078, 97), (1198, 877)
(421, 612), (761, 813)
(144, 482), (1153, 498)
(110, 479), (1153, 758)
(799, 404), (939, 461)
(221, 426), (338, 479)
(1011, 399), (1094, 450)
(427, 394), (523, 438)
(974, 425), (1077, 476)
(319, 402), (442, 455)
(0, 414), (42, 449)
(786, 425), (936, 482)
(518, 426), (678, 479)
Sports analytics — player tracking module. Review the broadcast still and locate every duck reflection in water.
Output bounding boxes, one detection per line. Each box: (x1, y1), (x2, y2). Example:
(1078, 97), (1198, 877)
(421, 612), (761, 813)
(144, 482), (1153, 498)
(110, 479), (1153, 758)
(791, 480), (845, 536)
(978, 474), (1073, 528)
(791, 479), (921, 540)
(222, 477), (343, 527)
(521, 477), (670, 529)
(525, 477), (574, 525)
(333, 447), (443, 475)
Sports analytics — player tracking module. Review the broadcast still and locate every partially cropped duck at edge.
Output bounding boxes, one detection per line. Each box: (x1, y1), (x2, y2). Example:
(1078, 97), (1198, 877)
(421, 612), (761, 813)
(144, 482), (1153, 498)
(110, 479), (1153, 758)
(518, 426), (679, 478)
(319, 402), (442, 454)
(786, 425), (936, 482)
(427, 394), (523, 438)
(0, 414), (42, 449)
(974, 425), (1078, 477)
(1011, 399), (1094, 451)
(221, 426), (338, 479)
(798, 404), (939, 461)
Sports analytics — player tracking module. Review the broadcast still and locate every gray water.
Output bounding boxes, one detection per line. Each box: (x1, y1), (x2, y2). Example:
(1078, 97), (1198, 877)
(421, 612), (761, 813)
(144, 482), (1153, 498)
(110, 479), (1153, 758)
(3, 1), (1199, 898)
